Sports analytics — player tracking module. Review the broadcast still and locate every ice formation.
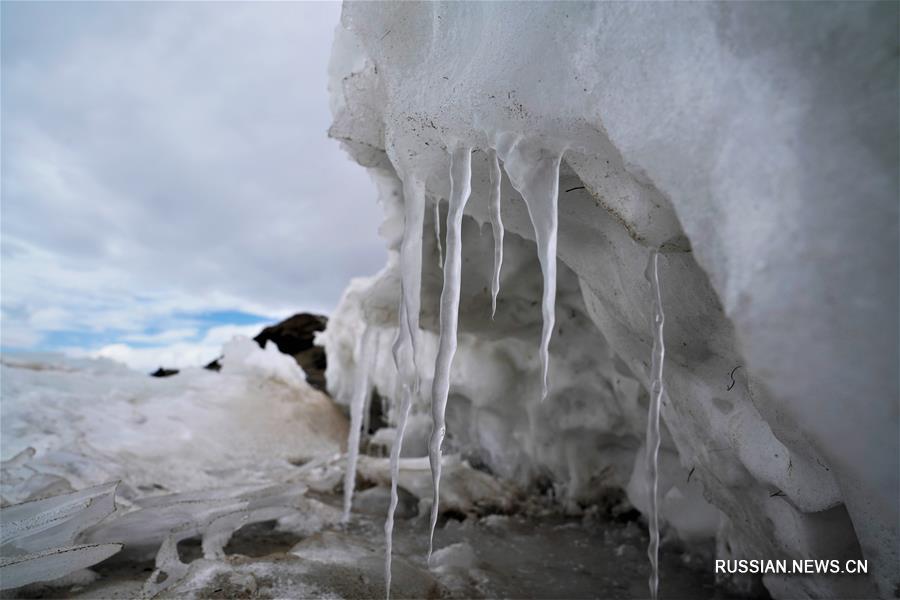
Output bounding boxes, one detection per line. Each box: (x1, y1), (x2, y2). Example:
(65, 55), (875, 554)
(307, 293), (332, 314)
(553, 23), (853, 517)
(396, 175), (426, 376)
(645, 249), (665, 600)
(0, 482), (122, 590)
(382, 377), (410, 600)
(85, 482), (313, 596)
(494, 135), (561, 400)
(343, 326), (373, 521)
(323, 2), (898, 599)
(487, 149), (503, 318)
(384, 313), (415, 598)
(427, 145), (472, 559)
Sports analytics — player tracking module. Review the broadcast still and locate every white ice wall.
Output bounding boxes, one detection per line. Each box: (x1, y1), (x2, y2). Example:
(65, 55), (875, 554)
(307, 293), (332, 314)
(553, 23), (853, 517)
(320, 3), (898, 597)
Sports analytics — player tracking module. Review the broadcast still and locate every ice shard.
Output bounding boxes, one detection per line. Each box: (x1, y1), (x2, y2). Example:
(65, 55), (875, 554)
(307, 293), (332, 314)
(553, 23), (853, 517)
(427, 145), (473, 559)
(0, 544), (123, 591)
(0, 482), (122, 590)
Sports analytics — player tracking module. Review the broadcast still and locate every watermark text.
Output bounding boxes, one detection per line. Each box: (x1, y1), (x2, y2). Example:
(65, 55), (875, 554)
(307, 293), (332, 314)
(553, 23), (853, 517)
(715, 559), (867, 575)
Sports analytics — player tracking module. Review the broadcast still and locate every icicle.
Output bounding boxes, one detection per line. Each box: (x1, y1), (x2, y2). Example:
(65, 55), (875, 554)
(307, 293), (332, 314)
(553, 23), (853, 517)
(427, 145), (473, 560)
(434, 199), (443, 269)
(384, 302), (410, 600)
(383, 378), (412, 600)
(645, 248), (665, 600)
(397, 176), (426, 384)
(384, 174), (427, 599)
(488, 149), (503, 319)
(496, 137), (561, 400)
(362, 387), (372, 442)
(342, 325), (373, 522)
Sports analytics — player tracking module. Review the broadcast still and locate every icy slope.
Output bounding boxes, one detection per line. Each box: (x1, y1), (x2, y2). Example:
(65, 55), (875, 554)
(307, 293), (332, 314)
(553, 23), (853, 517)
(0, 344), (349, 593)
(1, 344), (346, 498)
(322, 2), (898, 598)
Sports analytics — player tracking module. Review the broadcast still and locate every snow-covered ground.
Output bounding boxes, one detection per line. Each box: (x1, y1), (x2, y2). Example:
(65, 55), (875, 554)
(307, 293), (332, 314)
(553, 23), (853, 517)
(0, 341), (345, 595)
(1, 343), (716, 598)
(1, 340), (346, 500)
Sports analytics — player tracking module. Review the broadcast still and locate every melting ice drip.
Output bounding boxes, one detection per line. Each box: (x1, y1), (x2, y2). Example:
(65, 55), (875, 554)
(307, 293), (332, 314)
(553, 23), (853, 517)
(645, 248), (665, 600)
(383, 175), (426, 599)
(384, 306), (414, 600)
(427, 145), (473, 559)
(488, 149), (503, 318)
(342, 326), (373, 522)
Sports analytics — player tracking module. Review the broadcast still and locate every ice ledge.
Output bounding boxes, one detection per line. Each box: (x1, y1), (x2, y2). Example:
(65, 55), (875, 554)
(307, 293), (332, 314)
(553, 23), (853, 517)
(323, 3), (898, 598)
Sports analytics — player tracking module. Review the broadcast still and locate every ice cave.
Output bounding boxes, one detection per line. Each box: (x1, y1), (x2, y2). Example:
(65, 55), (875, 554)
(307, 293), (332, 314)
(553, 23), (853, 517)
(1, 2), (897, 600)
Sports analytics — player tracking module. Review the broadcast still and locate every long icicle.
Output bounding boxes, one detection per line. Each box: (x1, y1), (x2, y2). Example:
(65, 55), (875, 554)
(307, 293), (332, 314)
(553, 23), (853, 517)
(434, 199), (443, 269)
(645, 248), (665, 600)
(343, 325), (373, 522)
(384, 175), (426, 599)
(384, 306), (413, 600)
(488, 149), (503, 319)
(497, 138), (561, 400)
(398, 177), (426, 385)
(427, 145), (472, 560)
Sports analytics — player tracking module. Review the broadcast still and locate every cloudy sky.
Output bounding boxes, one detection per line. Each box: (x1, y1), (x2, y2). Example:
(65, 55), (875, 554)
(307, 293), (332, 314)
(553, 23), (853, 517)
(1, 2), (386, 371)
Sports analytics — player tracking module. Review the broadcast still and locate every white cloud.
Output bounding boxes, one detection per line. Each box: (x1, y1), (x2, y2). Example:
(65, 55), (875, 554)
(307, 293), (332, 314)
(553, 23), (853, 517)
(1, 2), (386, 351)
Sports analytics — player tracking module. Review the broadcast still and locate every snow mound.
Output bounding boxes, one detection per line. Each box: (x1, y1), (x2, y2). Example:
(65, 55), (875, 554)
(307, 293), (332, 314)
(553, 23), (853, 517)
(221, 337), (308, 389)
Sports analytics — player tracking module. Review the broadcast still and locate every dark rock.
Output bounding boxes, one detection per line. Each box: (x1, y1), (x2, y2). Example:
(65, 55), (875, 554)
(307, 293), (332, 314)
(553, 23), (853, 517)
(253, 313), (329, 391)
(367, 388), (387, 434)
(150, 367), (179, 378)
(204, 358), (221, 372)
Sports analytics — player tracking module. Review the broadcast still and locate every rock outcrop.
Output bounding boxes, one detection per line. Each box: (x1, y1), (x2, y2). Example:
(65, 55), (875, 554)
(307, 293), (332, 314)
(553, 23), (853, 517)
(203, 313), (329, 391)
(255, 313), (329, 391)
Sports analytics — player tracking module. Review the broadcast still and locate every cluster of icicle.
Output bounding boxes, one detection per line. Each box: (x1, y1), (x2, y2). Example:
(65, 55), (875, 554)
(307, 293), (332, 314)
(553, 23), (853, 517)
(339, 134), (666, 600)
